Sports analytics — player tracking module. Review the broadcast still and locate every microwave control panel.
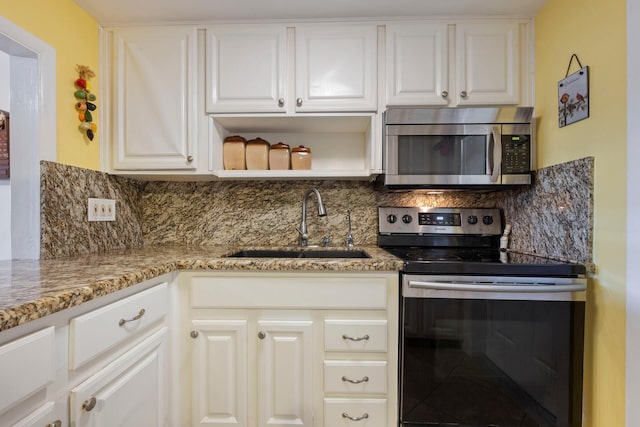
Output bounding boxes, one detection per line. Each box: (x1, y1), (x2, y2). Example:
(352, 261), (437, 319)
(502, 134), (530, 174)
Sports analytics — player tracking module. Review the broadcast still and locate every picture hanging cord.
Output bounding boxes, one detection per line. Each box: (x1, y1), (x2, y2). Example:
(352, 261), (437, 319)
(565, 54), (584, 77)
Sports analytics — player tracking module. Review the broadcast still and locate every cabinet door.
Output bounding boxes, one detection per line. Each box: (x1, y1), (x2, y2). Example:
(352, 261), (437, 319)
(455, 22), (520, 105)
(191, 320), (248, 427)
(386, 23), (449, 106)
(111, 27), (197, 170)
(206, 25), (287, 113)
(70, 328), (168, 427)
(257, 320), (313, 427)
(295, 24), (377, 112)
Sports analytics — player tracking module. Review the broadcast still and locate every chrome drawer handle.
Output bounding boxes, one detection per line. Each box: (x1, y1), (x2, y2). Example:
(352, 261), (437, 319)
(342, 412), (369, 421)
(119, 308), (145, 326)
(342, 375), (369, 384)
(82, 397), (97, 412)
(46, 421), (62, 427)
(342, 334), (369, 342)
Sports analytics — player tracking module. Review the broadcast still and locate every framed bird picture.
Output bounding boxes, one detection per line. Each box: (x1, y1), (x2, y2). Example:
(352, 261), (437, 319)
(558, 64), (589, 128)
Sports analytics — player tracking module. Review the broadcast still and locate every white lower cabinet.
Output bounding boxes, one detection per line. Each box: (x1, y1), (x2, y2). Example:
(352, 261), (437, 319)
(0, 327), (56, 414)
(0, 279), (171, 427)
(257, 320), (313, 427)
(185, 271), (398, 427)
(70, 327), (168, 427)
(191, 318), (313, 427)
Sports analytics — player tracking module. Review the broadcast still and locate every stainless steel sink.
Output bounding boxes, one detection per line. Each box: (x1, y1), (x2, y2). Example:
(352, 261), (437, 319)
(226, 249), (371, 259)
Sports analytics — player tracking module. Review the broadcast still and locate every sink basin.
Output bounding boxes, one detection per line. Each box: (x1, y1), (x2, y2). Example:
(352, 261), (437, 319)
(226, 249), (371, 259)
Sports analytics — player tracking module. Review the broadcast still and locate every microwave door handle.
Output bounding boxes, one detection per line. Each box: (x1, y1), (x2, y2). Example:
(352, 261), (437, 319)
(489, 126), (502, 182)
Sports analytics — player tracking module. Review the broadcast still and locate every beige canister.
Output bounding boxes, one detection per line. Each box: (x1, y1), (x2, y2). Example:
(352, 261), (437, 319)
(269, 142), (290, 170)
(223, 135), (246, 170)
(245, 138), (270, 170)
(291, 145), (312, 170)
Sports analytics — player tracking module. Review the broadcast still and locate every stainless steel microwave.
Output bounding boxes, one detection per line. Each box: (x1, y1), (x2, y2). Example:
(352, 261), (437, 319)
(383, 107), (535, 188)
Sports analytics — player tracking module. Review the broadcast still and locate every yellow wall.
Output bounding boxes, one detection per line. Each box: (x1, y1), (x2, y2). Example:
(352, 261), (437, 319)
(0, 0), (100, 169)
(535, 0), (627, 426)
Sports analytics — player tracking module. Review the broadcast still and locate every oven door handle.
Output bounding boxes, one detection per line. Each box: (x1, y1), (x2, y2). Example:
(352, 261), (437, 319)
(408, 280), (586, 293)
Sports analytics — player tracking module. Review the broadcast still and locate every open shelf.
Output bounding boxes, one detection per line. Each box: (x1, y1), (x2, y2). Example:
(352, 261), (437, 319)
(209, 114), (378, 179)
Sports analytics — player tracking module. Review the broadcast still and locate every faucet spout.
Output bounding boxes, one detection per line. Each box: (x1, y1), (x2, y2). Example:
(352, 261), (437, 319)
(297, 187), (327, 246)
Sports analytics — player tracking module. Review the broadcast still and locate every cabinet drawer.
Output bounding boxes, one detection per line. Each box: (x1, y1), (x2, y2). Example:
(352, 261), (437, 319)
(11, 401), (57, 427)
(324, 361), (387, 395)
(323, 398), (386, 427)
(0, 327), (55, 413)
(69, 283), (168, 369)
(324, 320), (387, 352)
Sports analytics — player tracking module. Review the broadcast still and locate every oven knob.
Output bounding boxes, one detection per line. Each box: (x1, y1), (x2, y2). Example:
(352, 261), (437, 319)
(386, 214), (397, 224)
(482, 215), (494, 225)
(402, 214), (413, 224)
(467, 215), (478, 225)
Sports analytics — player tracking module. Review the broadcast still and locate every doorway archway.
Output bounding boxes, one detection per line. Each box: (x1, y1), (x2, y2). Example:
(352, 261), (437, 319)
(0, 16), (56, 259)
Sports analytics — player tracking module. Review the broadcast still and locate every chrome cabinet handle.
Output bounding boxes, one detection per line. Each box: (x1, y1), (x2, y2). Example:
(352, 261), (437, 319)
(118, 308), (145, 326)
(278, 98), (285, 107)
(46, 421), (62, 427)
(82, 397), (97, 412)
(342, 334), (369, 342)
(342, 375), (369, 384)
(342, 412), (369, 421)
(187, 155), (194, 162)
(258, 331), (266, 339)
(460, 90), (468, 98)
(441, 90), (448, 98)
(296, 97), (303, 107)
(190, 330), (199, 339)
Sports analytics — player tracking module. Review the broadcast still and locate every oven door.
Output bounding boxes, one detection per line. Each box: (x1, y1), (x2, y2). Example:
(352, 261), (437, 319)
(400, 274), (586, 427)
(385, 124), (502, 186)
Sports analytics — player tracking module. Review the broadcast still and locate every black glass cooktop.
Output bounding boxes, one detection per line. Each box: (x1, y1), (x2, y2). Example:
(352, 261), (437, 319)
(381, 246), (587, 276)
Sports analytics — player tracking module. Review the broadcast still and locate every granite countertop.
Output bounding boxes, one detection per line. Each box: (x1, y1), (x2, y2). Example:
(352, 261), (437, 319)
(0, 245), (402, 332)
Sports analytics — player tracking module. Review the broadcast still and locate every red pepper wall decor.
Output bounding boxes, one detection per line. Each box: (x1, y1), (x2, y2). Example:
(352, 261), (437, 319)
(74, 65), (97, 141)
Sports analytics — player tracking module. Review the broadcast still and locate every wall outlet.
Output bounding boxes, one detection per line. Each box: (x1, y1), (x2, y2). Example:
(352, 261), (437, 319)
(88, 198), (116, 222)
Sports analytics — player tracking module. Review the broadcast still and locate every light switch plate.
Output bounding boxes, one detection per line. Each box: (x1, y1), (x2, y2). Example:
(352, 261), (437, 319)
(88, 198), (116, 221)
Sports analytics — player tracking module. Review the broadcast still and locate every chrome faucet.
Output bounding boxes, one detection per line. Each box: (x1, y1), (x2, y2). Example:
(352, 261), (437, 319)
(296, 187), (327, 246)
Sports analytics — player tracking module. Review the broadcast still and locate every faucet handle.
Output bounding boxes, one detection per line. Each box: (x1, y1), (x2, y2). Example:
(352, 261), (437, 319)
(296, 226), (309, 246)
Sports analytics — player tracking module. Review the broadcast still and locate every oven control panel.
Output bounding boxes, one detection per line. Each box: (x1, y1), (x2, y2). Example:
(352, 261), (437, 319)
(379, 207), (502, 235)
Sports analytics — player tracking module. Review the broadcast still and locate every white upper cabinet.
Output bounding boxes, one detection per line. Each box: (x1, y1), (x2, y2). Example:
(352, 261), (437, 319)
(206, 25), (287, 113)
(110, 27), (198, 170)
(455, 21), (520, 105)
(386, 23), (449, 106)
(294, 24), (377, 112)
(386, 21), (527, 107)
(206, 24), (377, 114)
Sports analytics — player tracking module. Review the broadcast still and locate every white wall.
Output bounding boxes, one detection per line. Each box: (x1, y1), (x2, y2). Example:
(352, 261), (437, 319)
(0, 50), (10, 260)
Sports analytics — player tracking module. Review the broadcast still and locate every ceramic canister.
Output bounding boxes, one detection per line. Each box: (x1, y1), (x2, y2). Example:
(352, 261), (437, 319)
(269, 142), (290, 170)
(291, 145), (312, 170)
(245, 138), (270, 170)
(223, 135), (246, 170)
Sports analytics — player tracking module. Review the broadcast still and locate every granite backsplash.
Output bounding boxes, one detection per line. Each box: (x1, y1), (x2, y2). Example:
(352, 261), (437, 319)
(40, 157), (593, 265)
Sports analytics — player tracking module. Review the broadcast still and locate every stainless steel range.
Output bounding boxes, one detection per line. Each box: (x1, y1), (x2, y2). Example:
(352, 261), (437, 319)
(378, 207), (587, 427)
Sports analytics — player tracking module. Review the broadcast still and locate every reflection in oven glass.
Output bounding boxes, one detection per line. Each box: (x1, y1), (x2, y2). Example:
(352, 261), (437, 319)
(401, 298), (584, 427)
